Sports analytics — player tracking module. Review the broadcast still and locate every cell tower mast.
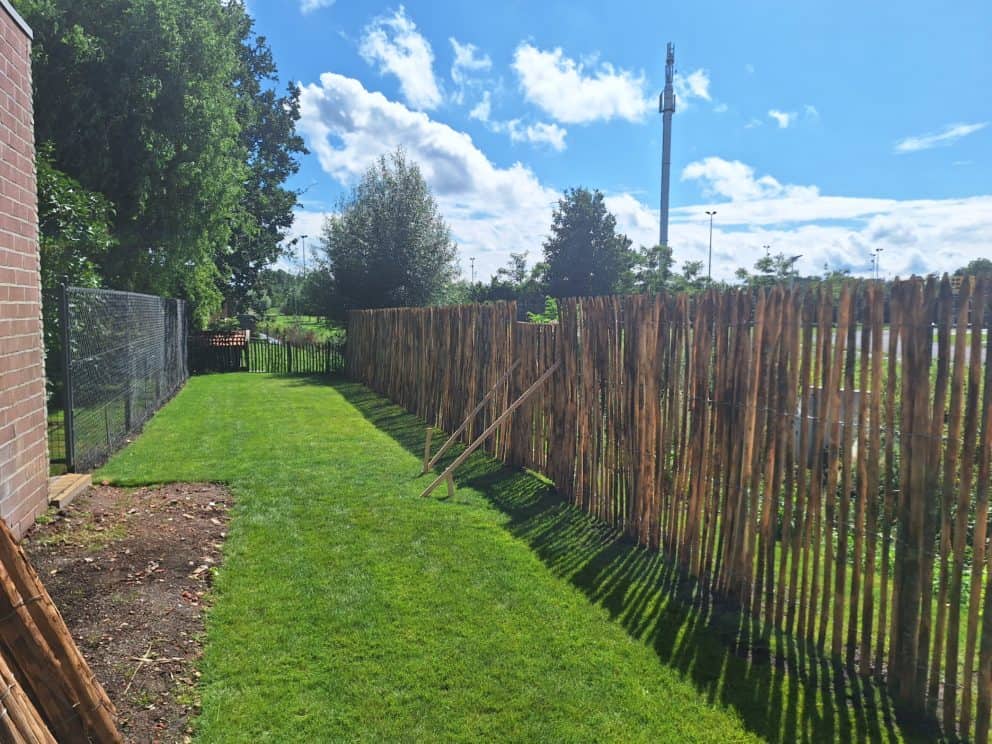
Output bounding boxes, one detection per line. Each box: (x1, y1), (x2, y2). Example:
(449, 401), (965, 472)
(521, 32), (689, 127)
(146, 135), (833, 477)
(659, 42), (676, 247)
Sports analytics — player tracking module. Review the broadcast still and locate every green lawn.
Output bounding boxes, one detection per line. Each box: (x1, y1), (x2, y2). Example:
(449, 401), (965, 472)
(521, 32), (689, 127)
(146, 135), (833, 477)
(258, 312), (344, 343)
(97, 374), (923, 742)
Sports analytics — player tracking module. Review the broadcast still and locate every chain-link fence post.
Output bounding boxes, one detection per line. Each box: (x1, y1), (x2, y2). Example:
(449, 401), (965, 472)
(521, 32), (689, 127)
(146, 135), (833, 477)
(58, 278), (75, 472)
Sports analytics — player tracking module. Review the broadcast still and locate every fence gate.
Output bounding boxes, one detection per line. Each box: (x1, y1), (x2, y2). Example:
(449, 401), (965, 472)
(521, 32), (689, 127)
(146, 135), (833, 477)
(56, 283), (188, 472)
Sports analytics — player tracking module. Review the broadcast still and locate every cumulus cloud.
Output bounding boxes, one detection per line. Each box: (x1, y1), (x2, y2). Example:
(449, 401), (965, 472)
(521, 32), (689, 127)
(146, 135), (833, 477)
(502, 120), (567, 151)
(674, 69), (711, 103)
(359, 7), (442, 110)
(671, 156), (992, 280)
(511, 43), (650, 124)
(300, 0), (334, 13)
(612, 191), (992, 282)
(682, 157), (818, 202)
(450, 38), (491, 84)
(449, 38), (492, 105)
(895, 122), (988, 153)
(469, 92), (567, 151)
(295, 73), (992, 283)
(469, 92), (491, 122)
(768, 109), (795, 128)
(298, 72), (558, 278)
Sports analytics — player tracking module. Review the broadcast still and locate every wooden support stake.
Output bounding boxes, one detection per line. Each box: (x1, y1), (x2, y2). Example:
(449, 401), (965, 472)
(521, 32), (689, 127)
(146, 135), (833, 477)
(422, 427), (434, 474)
(421, 361), (560, 498)
(426, 360), (521, 472)
(446, 473), (456, 499)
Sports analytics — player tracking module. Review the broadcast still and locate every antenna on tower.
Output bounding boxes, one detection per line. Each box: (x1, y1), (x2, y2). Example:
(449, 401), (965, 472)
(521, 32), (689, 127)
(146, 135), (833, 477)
(659, 42), (676, 248)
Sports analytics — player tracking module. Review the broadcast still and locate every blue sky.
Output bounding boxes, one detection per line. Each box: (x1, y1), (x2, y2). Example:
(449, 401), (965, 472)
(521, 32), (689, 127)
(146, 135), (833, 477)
(246, 0), (991, 282)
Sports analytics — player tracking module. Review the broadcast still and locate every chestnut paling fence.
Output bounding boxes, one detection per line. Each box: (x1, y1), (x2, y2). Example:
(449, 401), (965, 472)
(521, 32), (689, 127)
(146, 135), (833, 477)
(347, 277), (992, 741)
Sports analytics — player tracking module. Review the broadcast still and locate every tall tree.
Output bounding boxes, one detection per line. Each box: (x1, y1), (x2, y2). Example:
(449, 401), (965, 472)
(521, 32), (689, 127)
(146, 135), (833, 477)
(735, 251), (803, 287)
(320, 148), (458, 314)
(219, 5), (307, 314)
(36, 144), (115, 292)
(631, 244), (675, 294)
(542, 187), (633, 297)
(17, 0), (247, 323)
(955, 258), (992, 277)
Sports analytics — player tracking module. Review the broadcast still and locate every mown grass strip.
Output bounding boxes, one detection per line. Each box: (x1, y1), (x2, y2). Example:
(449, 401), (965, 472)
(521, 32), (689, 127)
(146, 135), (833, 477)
(99, 374), (926, 742)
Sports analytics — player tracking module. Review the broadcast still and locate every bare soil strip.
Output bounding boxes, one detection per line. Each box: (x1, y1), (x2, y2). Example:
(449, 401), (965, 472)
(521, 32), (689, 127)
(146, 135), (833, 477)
(24, 483), (231, 744)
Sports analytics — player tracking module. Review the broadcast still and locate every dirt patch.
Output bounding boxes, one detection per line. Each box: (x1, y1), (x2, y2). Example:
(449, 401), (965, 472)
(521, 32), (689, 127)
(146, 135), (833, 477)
(23, 483), (231, 743)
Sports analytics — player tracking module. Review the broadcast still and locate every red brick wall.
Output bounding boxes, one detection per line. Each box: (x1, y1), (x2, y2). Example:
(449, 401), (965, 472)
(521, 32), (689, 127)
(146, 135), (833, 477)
(0, 3), (44, 539)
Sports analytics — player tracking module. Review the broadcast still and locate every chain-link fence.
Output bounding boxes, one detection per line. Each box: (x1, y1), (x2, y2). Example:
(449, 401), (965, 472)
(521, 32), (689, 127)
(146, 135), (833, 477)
(57, 285), (188, 471)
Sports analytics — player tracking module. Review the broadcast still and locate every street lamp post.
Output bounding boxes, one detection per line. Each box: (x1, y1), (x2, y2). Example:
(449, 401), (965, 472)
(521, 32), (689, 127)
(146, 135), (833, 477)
(705, 210), (717, 282)
(874, 247), (883, 280)
(470, 256), (476, 283)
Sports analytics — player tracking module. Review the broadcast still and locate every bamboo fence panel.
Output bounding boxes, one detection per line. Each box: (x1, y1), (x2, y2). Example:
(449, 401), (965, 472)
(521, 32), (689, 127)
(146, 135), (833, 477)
(346, 277), (992, 741)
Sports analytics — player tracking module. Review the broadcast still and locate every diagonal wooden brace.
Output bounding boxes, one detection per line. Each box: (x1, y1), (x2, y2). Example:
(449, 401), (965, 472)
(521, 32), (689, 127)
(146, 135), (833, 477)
(423, 360), (521, 473)
(420, 361), (560, 498)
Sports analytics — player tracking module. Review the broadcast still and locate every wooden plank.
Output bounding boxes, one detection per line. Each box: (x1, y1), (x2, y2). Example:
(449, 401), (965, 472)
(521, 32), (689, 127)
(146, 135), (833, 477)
(421, 361), (561, 498)
(426, 360), (521, 472)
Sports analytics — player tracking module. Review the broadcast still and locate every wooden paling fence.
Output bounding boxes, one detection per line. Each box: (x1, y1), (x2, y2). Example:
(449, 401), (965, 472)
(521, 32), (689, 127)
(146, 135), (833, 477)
(347, 277), (992, 741)
(244, 339), (344, 375)
(348, 303), (516, 459)
(189, 332), (344, 375)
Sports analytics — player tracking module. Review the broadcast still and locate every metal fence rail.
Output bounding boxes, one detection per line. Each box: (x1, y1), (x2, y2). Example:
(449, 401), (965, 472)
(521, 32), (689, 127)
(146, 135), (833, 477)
(59, 284), (188, 471)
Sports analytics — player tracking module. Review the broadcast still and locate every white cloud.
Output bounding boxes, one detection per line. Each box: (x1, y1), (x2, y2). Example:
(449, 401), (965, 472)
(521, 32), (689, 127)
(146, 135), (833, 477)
(503, 120), (567, 151)
(745, 118), (763, 129)
(300, 0), (334, 13)
(450, 38), (491, 84)
(674, 69), (711, 103)
(471, 91), (568, 151)
(295, 73), (992, 284)
(511, 43), (650, 124)
(298, 72), (558, 279)
(359, 7), (442, 110)
(713, 103), (729, 114)
(768, 109), (795, 128)
(895, 122), (988, 153)
(804, 104), (819, 119)
(469, 92), (491, 122)
(449, 38), (492, 106)
(682, 157), (818, 202)
(670, 155), (992, 280)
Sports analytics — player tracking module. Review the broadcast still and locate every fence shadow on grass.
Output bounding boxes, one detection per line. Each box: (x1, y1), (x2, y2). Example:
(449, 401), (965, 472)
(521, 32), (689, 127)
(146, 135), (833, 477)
(330, 378), (935, 744)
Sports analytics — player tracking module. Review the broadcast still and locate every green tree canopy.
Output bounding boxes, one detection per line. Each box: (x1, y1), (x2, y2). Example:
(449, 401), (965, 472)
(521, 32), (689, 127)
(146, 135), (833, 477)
(631, 244), (675, 294)
(955, 258), (992, 277)
(219, 8), (307, 314)
(16, 0), (304, 325)
(735, 251), (804, 288)
(320, 148), (458, 314)
(542, 187), (633, 297)
(36, 144), (115, 291)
